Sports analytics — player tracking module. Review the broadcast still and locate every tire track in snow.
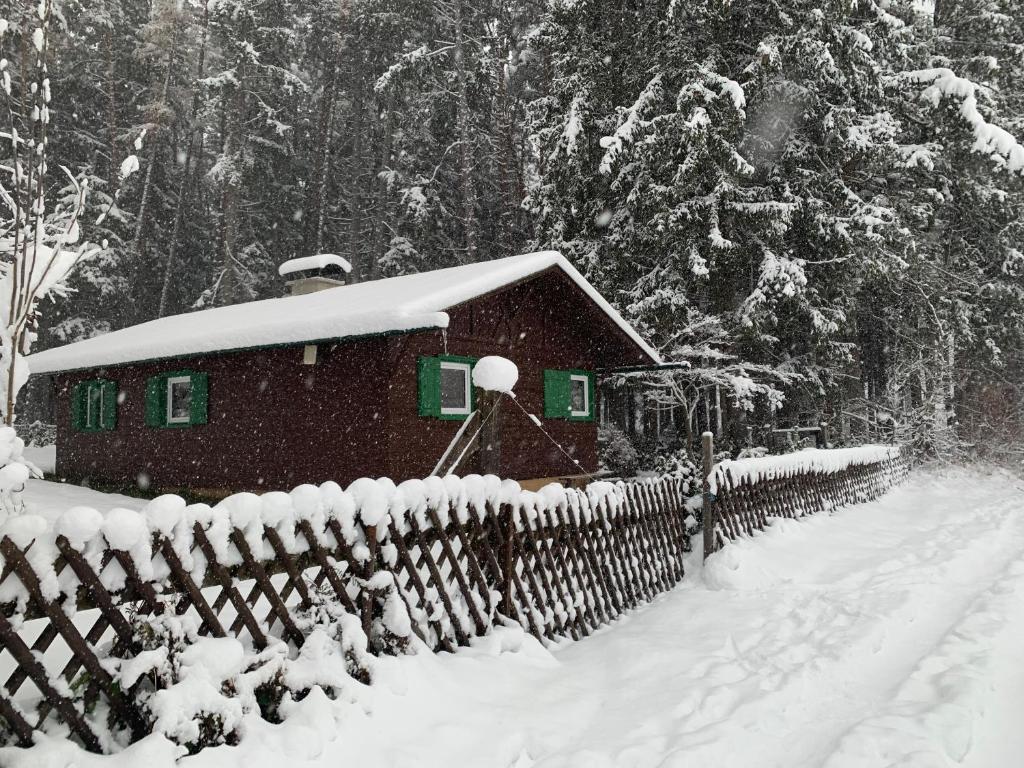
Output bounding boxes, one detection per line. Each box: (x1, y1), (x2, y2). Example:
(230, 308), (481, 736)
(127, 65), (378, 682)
(512, 471), (1024, 768)
(820, 547), (1024, 767)
(648, 477), (1024, 768)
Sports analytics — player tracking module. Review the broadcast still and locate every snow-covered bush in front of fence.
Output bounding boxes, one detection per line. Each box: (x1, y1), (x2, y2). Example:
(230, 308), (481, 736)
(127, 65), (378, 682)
(107, 590), (411, 754)
(291, 572), (413, 690)
(104, 579), (416, 753)
(110, 606), (286, 753)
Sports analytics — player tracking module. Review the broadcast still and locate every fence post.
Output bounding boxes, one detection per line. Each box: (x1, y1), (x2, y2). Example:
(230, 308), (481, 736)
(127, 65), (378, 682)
(362, 524), (378, 639)
(478, 388), (502, 475)
(502, 503), (515, 618)
(702, 431), (716, 561)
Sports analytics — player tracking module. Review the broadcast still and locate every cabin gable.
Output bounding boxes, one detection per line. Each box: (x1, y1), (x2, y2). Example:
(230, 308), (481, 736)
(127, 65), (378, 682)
(382, 268), (641, 482)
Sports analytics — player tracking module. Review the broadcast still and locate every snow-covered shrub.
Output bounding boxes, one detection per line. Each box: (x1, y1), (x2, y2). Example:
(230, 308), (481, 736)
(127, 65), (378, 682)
(103, 583), (414, 752)
(598, 423), (640, 477)
(291, 572), (413, 691)
(366, 572), (414, 657)
(292, 592), (375, 687)
(111, 605), (287, 753)
(0, 427), (37, 521)
(650, 448), (698, 489)
(16, 420), (55, 447)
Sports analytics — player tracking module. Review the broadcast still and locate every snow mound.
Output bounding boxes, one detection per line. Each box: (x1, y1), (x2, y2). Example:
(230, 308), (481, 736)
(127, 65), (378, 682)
(472, 356), (518, 394)
(703, 542), (782, 590)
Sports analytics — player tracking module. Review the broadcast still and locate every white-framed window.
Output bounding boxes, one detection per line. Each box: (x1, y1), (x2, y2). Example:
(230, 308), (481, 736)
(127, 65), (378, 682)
(166, 375), (193, 425)
(439, 360), (472, 416)
(569, 374), (590, 418)
(146, 371), (208, 428)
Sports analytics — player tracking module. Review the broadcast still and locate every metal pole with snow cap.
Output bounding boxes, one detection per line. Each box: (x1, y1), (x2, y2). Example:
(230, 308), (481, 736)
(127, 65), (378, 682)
(702, 431), (716, 560)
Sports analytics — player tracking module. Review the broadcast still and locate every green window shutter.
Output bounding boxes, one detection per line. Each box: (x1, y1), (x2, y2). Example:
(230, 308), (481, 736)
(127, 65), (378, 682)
(70, 382), (85, 431)
(543, 369), (571, 419)
(417, 356), (441, 417)
(145, 375), (165, 427)
(585, 372), (596, 421)
(190, 372), (209, 425)
(101, 380), (118, 430)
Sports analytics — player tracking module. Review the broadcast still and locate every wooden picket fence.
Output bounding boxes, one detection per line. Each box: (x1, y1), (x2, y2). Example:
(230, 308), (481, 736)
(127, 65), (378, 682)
(705, 447), (910, 553)
(0, 476), (691, 752)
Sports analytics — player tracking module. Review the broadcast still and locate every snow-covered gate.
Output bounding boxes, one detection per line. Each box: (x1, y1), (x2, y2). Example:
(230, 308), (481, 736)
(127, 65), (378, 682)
(704, 445), (911, 553)
(0, 475), (690, 752)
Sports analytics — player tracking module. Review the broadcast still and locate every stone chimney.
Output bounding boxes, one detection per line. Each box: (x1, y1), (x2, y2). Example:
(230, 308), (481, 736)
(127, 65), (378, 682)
(278, 254), (352, 296)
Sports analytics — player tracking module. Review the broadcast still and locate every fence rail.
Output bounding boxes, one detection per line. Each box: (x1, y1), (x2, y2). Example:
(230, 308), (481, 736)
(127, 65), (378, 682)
(705, 446), (910, 553)
(0, 475), (691, 753)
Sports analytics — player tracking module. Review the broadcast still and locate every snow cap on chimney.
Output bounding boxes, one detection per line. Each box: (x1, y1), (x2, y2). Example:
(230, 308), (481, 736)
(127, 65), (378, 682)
(279, 253), (352, 295)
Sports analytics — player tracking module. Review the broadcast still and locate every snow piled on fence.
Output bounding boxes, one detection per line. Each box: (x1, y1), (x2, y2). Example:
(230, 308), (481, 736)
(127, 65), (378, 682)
(0, 474), (632, 613)
(708, 444), (900, 493)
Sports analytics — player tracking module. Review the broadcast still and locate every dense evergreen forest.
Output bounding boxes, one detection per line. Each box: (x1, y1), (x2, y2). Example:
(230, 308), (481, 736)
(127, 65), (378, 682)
(2, 0), (1023, 463)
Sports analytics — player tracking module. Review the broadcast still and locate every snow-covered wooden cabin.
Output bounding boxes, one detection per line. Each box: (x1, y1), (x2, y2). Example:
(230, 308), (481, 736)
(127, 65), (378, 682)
(27, 251), (660, 494)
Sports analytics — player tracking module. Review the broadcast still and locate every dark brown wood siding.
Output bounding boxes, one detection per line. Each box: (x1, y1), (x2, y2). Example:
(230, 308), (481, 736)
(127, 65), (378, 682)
(54, 267), (651, 492)
(55, 338), (392, 491)
(382, 269), (648, 481)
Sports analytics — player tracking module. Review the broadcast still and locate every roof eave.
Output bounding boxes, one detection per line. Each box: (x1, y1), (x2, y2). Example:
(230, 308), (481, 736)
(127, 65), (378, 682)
(27, 325), (444, 376)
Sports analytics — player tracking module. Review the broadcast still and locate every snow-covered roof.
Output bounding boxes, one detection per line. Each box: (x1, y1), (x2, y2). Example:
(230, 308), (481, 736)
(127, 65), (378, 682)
(28, 251), (660, 374)
(278, 253), (352, 277)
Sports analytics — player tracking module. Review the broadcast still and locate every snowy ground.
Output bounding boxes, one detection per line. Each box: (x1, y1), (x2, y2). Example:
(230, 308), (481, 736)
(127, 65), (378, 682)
(4, 466), (1024, 768)
(20, 475), (147, 523)
(23, 445), (57, 476)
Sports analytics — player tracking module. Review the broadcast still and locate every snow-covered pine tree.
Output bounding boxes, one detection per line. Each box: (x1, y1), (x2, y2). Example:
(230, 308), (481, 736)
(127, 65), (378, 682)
(370, 0), (538, 275)
(858, 0), (1024, 456)
(527, 0), (908, 450)
(202, 0), (307, 307)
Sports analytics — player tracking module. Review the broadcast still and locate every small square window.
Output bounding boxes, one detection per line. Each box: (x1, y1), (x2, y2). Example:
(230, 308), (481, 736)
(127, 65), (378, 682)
(439, 361), (471, 415)
(147, 371), (207, 428)
(569, 374), (590, 417)
(166, 376), (193, 424)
